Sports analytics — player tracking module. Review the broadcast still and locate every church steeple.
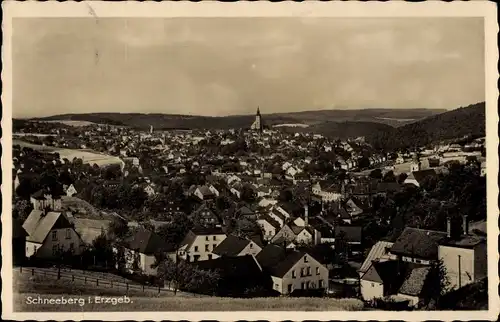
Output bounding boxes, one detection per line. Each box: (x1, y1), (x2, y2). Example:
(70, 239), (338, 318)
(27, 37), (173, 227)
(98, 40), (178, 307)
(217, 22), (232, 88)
(250, 106), (263, 132)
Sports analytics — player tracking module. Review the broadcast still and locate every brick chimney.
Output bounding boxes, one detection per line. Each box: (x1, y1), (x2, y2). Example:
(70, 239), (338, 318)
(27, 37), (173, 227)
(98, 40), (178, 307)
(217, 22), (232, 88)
(462, 215), (469, 235)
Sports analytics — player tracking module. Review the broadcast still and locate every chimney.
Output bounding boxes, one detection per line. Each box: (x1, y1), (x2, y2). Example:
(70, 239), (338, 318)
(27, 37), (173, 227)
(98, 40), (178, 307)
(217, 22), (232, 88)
(462, 215), (469, 235)
(304, 205), (309, 226)
(446, 217), (451, 238)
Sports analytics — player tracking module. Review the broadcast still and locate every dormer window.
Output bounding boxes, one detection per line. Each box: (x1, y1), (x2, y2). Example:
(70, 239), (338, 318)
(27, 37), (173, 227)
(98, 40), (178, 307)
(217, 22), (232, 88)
(65, 229), (71, 239)
(51, 231), (58, 241)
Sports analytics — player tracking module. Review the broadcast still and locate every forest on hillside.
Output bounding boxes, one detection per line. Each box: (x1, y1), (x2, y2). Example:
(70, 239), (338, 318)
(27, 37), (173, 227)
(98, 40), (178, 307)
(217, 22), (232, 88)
(366, 102), (485, 151)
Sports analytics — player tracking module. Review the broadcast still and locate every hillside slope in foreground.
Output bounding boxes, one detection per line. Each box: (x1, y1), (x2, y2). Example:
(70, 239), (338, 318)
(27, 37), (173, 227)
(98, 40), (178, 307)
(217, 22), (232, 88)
(14, 270), (364, 312)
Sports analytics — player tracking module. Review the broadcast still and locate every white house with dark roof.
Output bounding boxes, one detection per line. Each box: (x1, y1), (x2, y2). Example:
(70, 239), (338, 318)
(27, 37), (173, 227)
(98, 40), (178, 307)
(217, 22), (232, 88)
(117, 228), (175, 276)
(178, 227), (227, 262)
(23, 209), (83, 259)
(23, 192), (83, 259)
(257, 214), (281, 241)
(212, 235), (262, 258)
(256, 245), (329, 295)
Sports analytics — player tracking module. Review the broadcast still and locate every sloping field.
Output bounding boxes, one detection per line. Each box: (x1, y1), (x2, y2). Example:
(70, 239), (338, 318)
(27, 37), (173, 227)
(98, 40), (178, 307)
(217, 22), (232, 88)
(40, 120), (100, 127)
(13, 269), (364, 312)
(14, 139), (124, 167)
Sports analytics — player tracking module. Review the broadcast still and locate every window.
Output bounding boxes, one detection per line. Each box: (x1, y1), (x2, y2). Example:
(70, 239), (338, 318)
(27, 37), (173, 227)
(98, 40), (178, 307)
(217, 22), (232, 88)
(51, 231), (57, 241)
(205, 236), (209, 241)
(307, 267), (311, 276)
(213, 236), (217, 241)
(249, 243), (253, 249)
(52, 245), (58, 256)
(65, 229), (71, 239)
(319, 280), (324, 288)
(316, 267), (320, 275)
(292, 270), (296, 278)
(287, 284), (293, 293)
(301, 267), (305, 277)
(274, 284), (279, 290)
(205, 244), (209, 252)
(208, 254), (212, 260)
(194, 246), (199, 252)
(301, 282), (305, 289)
(194, 255), (200, 262)
(304, 255), (308, 263)
(69, 243), (74, 252)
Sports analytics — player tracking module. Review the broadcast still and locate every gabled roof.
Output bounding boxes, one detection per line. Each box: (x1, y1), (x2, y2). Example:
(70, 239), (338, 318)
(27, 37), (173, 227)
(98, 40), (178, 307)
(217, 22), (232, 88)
(191, 254), (263, 279)
(190, 226), (225, 236)
(409, 169), (437, 183)
(361, 259), (400, 284)
(398, 266), (431, 297)
(390, 227), (448, 260)
(359, 241), (394, 274)
(212, 235), (253, 257)
(256, 244), (287, 269)
(23, 210), (72, 243)
(269, 251), (309, 278)
(124, 228), (174, 254)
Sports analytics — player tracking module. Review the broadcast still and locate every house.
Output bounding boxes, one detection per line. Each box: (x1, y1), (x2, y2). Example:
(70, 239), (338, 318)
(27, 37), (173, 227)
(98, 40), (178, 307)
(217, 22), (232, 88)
(271, 224), (296, 245)
(438, 217), (487, 290)
(72, 218), (112, 245)
(212, 235), (262, 258)
(269, 208), (287, 227)
(191, 203), (221, 227)
(395, 265), (433, 307)
(256, 245), (329, 295)
(23, 209), (84, 259)
(118, 228), (175, 276)
(403, 169), (437, 187)
(192, 255), (272, 297)
(334, 226), (363, 256)
(390, 227), (448, 265)
(65, 184), (78, 197)
(30, 190), (63, 212)
(358, 241), (397, 277)
(360, 260), (401, 301)
(194, 185), (218, 200)
(178, 227), (227, 262)
(257, 214), (281, 241)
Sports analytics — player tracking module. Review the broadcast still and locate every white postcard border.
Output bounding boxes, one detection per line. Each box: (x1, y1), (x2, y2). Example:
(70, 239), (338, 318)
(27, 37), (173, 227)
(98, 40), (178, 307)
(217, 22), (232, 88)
(2, 1), (498, 321)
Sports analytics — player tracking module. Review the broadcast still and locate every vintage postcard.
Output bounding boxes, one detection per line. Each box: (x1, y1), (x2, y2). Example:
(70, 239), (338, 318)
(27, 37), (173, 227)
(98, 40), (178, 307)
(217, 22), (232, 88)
(2, 1), (498, 321)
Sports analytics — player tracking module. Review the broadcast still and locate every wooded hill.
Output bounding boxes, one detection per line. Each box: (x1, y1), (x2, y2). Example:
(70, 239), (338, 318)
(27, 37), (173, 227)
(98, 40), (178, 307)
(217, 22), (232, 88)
(365, 102), (485, 151)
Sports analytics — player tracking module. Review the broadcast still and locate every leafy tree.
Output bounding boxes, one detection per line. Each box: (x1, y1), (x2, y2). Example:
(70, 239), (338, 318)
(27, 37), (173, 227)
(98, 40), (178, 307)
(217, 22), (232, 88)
(382, 170), (396, 182)
(13, 199), (33, 221)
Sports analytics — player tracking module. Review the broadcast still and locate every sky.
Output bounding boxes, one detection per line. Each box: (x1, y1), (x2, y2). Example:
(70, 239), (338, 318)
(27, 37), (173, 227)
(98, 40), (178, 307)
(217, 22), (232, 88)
(12, 17), (485, 118)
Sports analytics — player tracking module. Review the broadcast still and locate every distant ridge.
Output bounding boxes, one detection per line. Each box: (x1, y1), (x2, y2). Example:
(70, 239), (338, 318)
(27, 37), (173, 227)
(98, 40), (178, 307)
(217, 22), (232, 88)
(366, 102), (485, 150)
(28, 108), (445, 130)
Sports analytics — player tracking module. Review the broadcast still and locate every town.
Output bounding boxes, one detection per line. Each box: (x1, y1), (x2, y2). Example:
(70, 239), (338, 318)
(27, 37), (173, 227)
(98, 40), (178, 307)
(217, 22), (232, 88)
(12, 107), (487, 310)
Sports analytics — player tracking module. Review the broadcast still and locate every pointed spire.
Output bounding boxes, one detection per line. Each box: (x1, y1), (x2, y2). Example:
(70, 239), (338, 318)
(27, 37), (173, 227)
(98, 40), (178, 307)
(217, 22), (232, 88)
(256, 106), (261, 116)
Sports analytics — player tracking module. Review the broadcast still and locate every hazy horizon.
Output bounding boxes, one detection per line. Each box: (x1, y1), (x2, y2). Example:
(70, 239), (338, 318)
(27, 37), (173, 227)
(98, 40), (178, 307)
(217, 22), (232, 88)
(13, 17), (485, 118)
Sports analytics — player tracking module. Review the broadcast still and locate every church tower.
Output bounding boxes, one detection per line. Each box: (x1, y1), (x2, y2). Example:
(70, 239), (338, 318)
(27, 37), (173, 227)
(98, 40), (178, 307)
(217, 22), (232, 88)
(250, 107), (263, 132)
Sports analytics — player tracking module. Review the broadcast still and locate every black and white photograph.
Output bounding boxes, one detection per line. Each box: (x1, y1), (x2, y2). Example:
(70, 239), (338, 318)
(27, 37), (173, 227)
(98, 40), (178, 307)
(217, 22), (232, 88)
(2, 1), (498, 321)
